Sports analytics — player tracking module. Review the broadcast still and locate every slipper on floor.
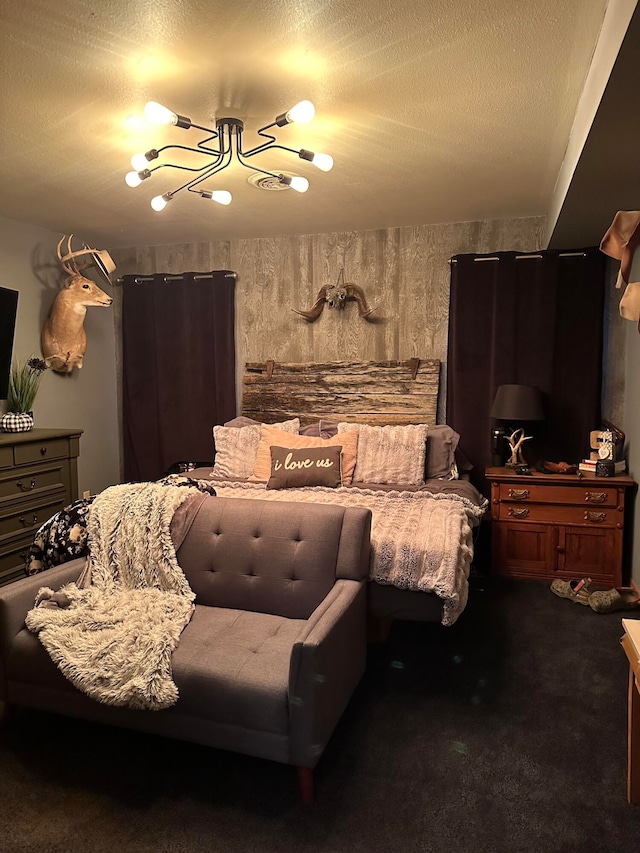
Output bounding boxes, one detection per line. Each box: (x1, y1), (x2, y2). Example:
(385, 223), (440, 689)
(588, 588), (640, 614)
(550, 577), (593, 606)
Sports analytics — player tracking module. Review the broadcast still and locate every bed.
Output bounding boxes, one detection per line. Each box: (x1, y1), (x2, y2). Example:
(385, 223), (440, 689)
(26, 360), (487, 627)
(187, 359), (488, 627)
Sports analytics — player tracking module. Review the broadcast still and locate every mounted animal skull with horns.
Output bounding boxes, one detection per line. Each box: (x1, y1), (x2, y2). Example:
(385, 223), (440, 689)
(41, 235), (115, 374)
(292, 271), (377, 322)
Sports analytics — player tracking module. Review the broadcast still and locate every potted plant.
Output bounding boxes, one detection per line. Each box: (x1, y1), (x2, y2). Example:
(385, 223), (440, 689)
(0, 357), (48, 433)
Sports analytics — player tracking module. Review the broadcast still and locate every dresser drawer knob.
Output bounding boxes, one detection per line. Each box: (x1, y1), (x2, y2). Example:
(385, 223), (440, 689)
(16, 479), (36, 492)
(40, 446), (48, 455)
(584, 511), (606, 523)
(508, 489), (530, 501)
(585, 492), (607, 504)
(508, 507), (529, 518)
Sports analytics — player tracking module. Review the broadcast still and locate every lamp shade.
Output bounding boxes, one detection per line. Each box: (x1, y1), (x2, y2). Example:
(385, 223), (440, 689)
(490, 384), (544, 421)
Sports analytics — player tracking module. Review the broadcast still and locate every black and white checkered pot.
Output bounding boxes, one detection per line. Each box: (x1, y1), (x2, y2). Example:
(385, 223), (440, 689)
(0, 412), (34, 432)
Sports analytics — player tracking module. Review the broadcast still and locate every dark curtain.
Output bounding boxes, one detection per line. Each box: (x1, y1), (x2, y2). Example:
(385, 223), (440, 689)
(122, 271), (236, 482)
(446, 249), (606, 498)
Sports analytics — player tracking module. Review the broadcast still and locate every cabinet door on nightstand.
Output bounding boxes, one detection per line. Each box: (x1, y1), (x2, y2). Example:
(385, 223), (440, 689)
(494, 522), (555, 576)
(557, 525), (618, 584)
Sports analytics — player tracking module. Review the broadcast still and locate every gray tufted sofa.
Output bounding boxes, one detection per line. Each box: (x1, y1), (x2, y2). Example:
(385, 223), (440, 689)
(0, 496), (372, 803)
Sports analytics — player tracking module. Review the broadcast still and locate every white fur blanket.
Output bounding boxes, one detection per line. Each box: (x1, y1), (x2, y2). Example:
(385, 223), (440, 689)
(26, 483), (201, 710)
(211, 482), (488, 625)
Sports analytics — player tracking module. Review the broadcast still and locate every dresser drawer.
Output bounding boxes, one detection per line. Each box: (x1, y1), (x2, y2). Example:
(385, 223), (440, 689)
(499, 502), (620, 527)
(0, 463), (70, 507)
(0, 496), (67, 544)
(0, 537), (31, 583)
(497, 482), (620, 507)
(14, 437), (71, 466)
(0, 445), (13, 469)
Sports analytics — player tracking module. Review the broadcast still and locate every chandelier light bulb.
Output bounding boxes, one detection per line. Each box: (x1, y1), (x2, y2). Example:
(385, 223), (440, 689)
(125, 170), (143, 188)
(144, 101), (178, 126)
(210, 190), (232, 206)
(150, 193), (171, 211)
(286, 100), (315, 124)
(130, 152), (150, 171)
(289, 176), (310, 193)
(311, 152), (334, 172)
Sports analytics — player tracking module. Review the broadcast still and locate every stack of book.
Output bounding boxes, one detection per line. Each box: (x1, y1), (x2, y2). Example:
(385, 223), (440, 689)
(578, 457), (627, 474)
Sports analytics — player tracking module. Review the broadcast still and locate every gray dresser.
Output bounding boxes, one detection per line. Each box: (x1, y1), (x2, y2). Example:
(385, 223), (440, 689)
(0, 428), (82, 585)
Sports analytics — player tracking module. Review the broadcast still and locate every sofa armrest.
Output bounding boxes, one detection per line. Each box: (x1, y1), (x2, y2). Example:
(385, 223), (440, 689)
(0, 558), (86, 698)
(288, 578), (367, 767)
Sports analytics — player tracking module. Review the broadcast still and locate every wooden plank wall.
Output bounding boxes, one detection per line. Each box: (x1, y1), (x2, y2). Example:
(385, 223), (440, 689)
(110, 216), (547, 422)
(242, 359), (440, 426)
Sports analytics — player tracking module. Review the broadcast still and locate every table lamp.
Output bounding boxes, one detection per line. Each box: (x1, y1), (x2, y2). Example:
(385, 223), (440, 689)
(490, 384), (544, 467)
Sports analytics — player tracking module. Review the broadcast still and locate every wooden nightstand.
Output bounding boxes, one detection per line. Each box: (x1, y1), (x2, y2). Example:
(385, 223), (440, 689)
(487, 466), (636, 587)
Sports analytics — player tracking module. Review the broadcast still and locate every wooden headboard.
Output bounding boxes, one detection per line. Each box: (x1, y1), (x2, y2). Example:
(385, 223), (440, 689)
(242, 359), (440, 427)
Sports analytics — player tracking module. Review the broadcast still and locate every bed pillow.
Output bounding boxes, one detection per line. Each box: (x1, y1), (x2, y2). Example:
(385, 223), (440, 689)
(337, 422), (429, 485)
(426, 424), (461, 480)
(223, 416), (261, 428)
(267, 445), (343, 490)
(299, 419), (340, 439)
(251, 425), (359, 485)
(212, 418), (300, 479)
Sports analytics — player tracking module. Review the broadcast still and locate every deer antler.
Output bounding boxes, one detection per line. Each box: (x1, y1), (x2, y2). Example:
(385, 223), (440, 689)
(57, 235), (77, 277)
(505, 428), (533, 465)
(57, 234), (99, 277)
(291, 286), (328, 322)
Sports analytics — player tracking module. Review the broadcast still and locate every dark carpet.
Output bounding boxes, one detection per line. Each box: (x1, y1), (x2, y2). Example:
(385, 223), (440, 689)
(2, 578), (640, 853)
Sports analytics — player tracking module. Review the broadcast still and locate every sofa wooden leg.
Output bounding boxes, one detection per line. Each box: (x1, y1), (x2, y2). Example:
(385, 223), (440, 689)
(297, 766), (314, 804)
(367, 615), (393, 643)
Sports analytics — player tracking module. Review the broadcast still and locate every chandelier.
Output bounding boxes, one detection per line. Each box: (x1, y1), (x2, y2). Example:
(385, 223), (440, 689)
(125, 99), (333, 211)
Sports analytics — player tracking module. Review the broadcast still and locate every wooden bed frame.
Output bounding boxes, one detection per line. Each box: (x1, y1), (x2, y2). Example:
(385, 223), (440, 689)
(242, 359), (441, 426)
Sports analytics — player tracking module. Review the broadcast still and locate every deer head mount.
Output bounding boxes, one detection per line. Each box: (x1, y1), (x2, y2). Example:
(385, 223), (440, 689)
(292, 269), (377, 322)
(41, 235), (115, 374)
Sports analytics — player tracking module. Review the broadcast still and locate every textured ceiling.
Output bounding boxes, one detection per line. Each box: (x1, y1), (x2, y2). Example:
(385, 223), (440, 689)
(0, 0), (631, 249)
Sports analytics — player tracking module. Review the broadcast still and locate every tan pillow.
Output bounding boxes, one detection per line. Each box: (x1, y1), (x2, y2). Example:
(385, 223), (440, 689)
(426, 424), (460, 480)
(212, 418), (300, 479)
(252, 425), (359, 484)
(337, 422), (429, 485)
(267, 445), (343, 490)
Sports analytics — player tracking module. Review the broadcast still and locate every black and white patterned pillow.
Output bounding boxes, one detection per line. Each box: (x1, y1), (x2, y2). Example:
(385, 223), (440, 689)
(26, 477), (217, 575)
(27, 496), (95, 575)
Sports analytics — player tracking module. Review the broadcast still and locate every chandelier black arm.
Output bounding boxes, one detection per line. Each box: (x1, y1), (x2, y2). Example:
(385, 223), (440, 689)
(195, 133), (224, 156)
(148, 160), (221, 176)
(234, 152), (283, 180)
(177, 147), (235, 194)
(246, 143), (304, 160)
(187, 120), (220, 135)
(153, 143), (224, 165)
(241, 126), (278, 158)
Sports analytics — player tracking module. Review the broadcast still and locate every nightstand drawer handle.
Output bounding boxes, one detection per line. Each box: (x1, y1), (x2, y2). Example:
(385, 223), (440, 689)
(16, 479), (36, 492)
(584, 511), (606, 523)
(585, 491), (608, 503)
(508, 507), (529, 519)
(508, 489), (530, 501)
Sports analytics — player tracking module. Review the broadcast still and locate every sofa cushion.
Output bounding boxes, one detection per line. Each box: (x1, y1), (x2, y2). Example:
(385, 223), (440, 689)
(166, 605), (304, 734)
(177, 498), (349, 619)
(9, 605), (304, 737)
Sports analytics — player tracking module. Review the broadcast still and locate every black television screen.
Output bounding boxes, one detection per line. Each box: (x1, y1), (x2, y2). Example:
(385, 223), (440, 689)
(0, 287), (19, 399)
